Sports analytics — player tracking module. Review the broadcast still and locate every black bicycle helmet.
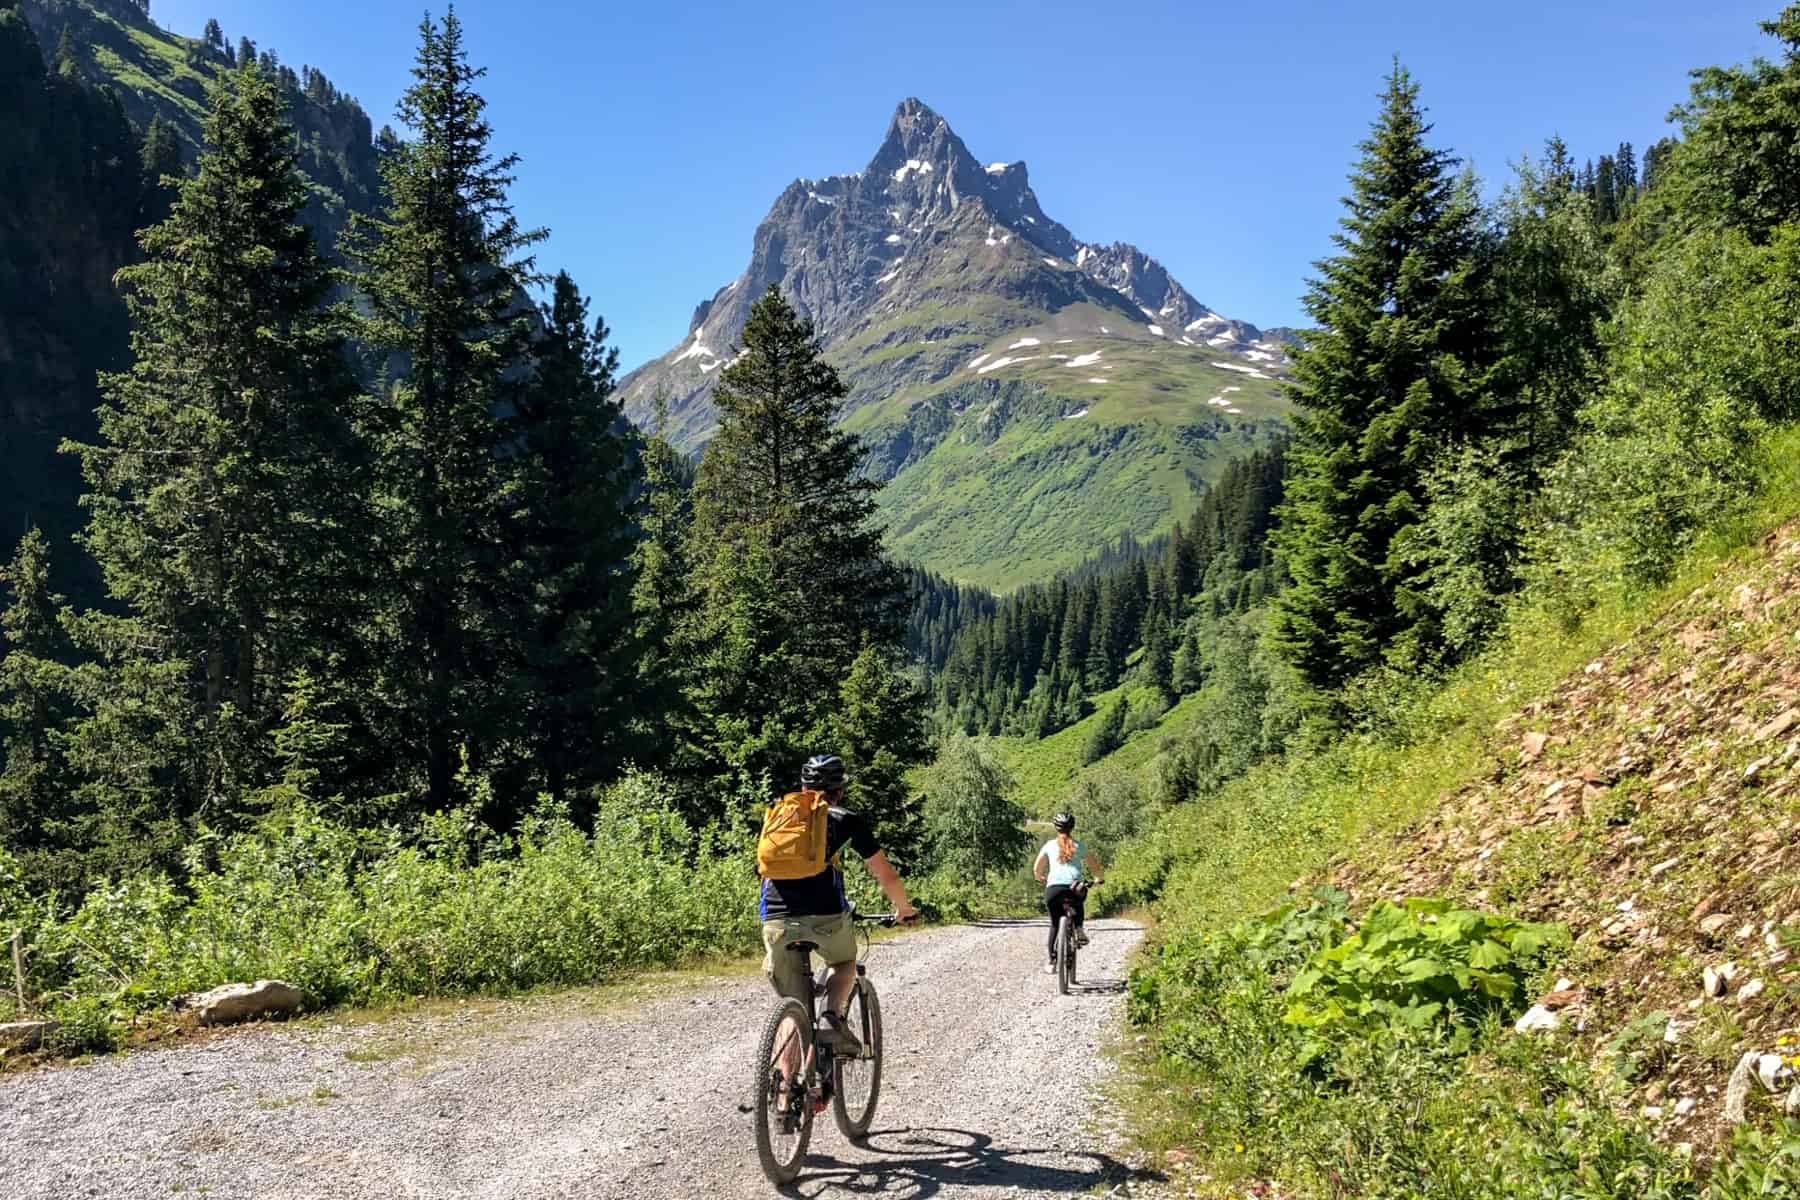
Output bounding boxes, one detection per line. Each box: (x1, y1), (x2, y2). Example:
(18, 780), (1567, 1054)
(1052, 811), (1075, 833)
(800, 754), (850, 791)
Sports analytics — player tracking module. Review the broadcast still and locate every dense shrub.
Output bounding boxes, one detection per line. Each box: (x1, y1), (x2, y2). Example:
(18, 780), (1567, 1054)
(1129, 892), (1691, 1198)
(0, 771), (763, 1042)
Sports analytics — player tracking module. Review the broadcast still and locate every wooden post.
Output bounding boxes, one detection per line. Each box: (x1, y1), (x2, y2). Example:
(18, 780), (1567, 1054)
(10, 929), (26, 1015)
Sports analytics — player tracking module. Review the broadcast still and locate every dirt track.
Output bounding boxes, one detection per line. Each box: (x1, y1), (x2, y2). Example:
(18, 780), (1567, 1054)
(3, 916), (1154, 1198)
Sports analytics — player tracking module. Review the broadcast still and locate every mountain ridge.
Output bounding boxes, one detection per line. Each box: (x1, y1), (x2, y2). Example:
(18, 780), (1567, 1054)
(620, 97), (1289, 445)
(619, 98), (1293, 589)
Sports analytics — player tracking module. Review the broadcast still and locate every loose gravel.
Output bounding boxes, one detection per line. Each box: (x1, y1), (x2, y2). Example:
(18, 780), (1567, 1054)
(3, 917), (1148, 1199)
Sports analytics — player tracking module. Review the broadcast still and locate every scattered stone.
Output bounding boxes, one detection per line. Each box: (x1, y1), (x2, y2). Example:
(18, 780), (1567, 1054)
(1540, 988), (1584, 1011)
(1705, 966), (1728, 998)
(1642, 1105), (1663, 1120)
(1584, 659), (1606, 676)
(0, 1020), (53, 1052)
(1515, 1005), (1562, 1035)
(1756, 709), (1799, 742)
(1758, 1053), (1789, 1092)
(1674, 1097), (1698, 1118)
(1745, 758), (1773, 785)
(1739, 978), (1767, 1003)
(1788, 1084), (1800, 1116)
(1700, 913), (1736, 939)
(172, 980), (304, 1027)
(1649, 857), (1681, 878)
(1726, 1052), (1759, 1123)
(1520, 731), (1550, 763)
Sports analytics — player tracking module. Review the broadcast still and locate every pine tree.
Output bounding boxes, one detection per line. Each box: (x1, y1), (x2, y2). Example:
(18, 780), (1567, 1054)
(685, 286), (914, 781)
(68, 63), (365, 832)
(137, 113), (182, 229)
(0, 529), (81, 886)
(630, 388), (696, 767)
(1594, 154), (1618, 224)
(501, 271), (643, 811)
(347, 12), (544, 810)
(236, 36), (254, 69)
(1269, 63), (1495, 698)
(833, 643), (930, 865)
(1081, 694), (1128, 765)
(1142, 613), (1174, 701)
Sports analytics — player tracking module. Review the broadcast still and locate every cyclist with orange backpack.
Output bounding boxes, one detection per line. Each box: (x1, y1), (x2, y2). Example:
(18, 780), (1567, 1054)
(757, 754), (919, 1057)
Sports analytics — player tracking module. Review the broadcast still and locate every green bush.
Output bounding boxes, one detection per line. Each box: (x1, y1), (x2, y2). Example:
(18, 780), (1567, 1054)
(1129, 893), (1690, 1199)
(1708, 1118), (1800, 1199)
(1283, 897), (1568, 1067)
(0, 770), (764, 1032)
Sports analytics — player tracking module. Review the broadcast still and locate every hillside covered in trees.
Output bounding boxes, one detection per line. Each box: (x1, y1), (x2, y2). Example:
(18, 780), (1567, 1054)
(2, 0), (381, 592)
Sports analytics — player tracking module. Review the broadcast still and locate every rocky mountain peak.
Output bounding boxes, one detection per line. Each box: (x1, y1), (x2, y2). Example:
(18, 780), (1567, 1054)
(622, 98), (1287, 448)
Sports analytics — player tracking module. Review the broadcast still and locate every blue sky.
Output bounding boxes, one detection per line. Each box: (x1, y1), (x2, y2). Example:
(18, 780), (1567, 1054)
(161, 0), (1779, 370)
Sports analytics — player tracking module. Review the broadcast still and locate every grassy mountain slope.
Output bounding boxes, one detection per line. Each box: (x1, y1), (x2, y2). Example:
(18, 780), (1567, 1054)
(1103, 432), (1800, 1196)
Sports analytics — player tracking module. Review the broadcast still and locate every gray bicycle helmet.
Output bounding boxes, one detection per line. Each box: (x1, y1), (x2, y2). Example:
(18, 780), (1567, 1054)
(800, 754), (850, 791)
(1052, 811), (1075, 833)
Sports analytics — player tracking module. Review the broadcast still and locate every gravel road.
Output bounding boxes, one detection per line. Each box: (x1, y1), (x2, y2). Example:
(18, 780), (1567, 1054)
(4, 917), (1153, 1199)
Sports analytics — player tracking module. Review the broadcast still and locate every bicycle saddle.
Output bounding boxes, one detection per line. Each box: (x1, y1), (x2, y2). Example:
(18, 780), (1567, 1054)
(785, 939), (820, 953)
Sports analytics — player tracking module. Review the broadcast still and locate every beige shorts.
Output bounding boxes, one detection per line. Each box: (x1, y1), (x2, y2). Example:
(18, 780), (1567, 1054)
(761, 912), (855, 1002)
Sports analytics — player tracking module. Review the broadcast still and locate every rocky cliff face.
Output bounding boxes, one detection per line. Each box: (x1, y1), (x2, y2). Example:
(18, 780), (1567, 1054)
(620, 98), (1288, 450)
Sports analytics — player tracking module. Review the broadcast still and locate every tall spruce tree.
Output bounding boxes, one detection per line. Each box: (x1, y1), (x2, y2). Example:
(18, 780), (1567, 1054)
(137, 114), (183, 229)
(501, 271), (643, 812)
(0, 529), (81, 887)
(67, 63), (364, 836)
(1270, 63), (1494, 697)
(348, 12), (543, 810)
(685, 286), (915, 784)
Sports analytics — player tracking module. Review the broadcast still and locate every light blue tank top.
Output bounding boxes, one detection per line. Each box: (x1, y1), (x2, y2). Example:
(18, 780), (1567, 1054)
(1040, 838), (1085, 887)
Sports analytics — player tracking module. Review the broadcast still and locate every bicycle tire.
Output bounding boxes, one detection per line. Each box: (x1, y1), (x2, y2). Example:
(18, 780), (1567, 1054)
(1056, 915), (1073, 995)
(831, 975), (883, 1140)
(752, 997), (814, 1185)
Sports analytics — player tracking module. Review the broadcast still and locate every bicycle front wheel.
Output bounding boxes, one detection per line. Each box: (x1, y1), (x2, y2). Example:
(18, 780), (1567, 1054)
(832, 975), (884, 1140)
(753, 997), (814, 1184)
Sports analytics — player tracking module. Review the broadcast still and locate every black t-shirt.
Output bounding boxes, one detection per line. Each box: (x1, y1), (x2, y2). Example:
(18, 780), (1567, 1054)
(759, 806), (880, 919)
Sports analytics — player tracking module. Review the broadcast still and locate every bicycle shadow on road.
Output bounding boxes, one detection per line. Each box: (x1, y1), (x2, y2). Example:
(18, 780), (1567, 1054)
(784, 1125), (1163, 1198)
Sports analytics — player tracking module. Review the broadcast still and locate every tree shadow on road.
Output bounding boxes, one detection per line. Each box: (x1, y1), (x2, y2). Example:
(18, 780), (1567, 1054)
(783, 1125), (1163, 1197)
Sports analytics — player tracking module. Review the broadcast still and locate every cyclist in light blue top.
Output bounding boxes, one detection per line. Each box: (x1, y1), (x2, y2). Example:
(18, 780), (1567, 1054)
(1033, 811), (1104, 973)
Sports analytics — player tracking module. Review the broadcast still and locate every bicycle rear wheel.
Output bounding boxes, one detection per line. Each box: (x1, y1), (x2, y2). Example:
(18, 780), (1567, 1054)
(753, 997), (814, 1184)
(831, 975), (884, 1140)
(1056, 915), (1073, 995)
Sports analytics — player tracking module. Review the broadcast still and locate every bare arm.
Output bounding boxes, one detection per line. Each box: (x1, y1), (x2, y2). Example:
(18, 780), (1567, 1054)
(1033, 847), (1050, 884)
(1084, 850), (1104, 883)
(865, 850), (919, 922)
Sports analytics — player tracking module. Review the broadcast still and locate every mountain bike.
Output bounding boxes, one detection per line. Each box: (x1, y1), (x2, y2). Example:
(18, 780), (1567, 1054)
(1051, 879), (1097, 996)
(751, 910), (896, 1186)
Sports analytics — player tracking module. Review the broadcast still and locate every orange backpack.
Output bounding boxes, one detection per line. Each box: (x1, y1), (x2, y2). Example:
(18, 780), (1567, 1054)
(756, 790), (832, 880)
